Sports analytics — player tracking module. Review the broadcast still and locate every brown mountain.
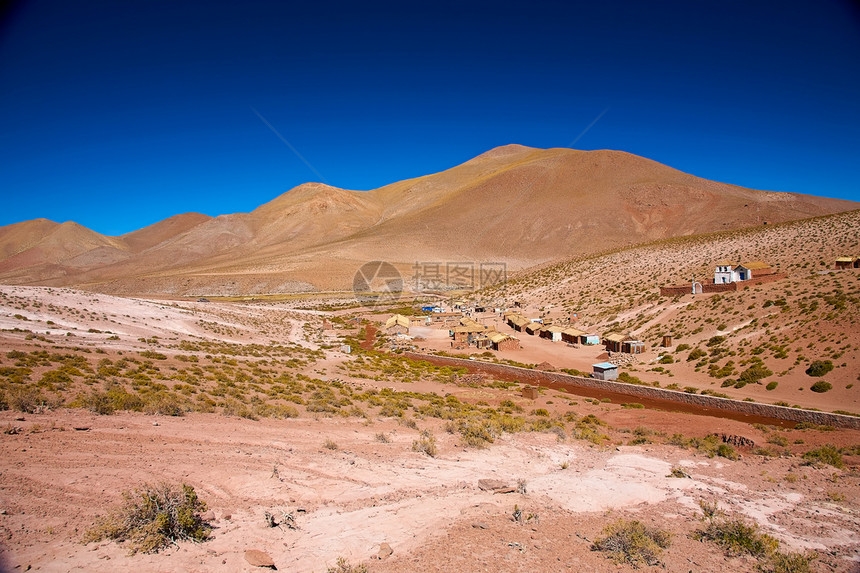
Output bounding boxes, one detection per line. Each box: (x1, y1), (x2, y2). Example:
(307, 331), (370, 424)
(0, 145), (856, 295)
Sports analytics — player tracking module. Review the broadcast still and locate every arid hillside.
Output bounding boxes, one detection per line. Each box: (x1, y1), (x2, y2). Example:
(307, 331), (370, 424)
(481, 209), (860, 414)
(0, 145), (856, 296)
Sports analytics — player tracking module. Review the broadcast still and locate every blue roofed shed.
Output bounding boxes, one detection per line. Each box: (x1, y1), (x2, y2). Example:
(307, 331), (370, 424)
(592, 362), (618, 381)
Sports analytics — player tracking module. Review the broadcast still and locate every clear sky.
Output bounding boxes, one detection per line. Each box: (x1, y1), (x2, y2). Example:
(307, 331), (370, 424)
(1, 0), (858, 236)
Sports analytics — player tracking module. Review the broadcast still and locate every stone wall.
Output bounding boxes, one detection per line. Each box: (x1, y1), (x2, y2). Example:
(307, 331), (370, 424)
(402, 352), (860, 429)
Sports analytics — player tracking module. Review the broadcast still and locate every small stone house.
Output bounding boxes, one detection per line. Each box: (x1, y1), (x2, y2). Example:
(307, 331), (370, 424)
(592, 362), (618, 381)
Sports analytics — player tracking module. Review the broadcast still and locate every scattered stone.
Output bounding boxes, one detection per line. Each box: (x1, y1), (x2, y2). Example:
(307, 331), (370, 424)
(377, 542), (393, 560)
(244, 549), (276, 569)
(472, 521), (489, 529)
(73, 426), (90, 431)
(716, 433), (755, 448)
(14, 416), (25, 422)
(201, 510), (215, 522)
(478, 479), (510, 492)
(152, 422), (159, 427)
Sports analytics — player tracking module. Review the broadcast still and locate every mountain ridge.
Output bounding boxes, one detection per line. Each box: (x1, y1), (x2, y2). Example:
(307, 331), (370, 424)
(1, 145), (856, 295)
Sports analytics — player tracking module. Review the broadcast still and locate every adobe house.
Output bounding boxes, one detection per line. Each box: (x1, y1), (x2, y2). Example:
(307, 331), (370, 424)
(489, 331), (520, 351)
(540, 324), (565, 342)
(384, 314), (410, 335)
(603, 333), (626, 353)
(622, 340), (645, 354)
(451, 320), (487, 343)
(592, 362), (618, 381)
(561, 327), (586, 344)
(836, 257), (859, 270)
(524, 322), (544, 336)
(735, 261), (774, 280)
(506, 314), (530, 332)
(582, 334), (600, 345)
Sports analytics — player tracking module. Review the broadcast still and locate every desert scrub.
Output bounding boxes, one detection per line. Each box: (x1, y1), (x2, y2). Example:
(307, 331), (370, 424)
(809, 380), (832, 393)
(411, 430), (437, 457)
(802, 444), (843, 468)
(695, 514), (778, 558)
(327, 557), (368, 573)
(85, 483), (209, 554)
(591, 519), (671, 567)
(323, 438), (339, 451)
(455, 418), (497, 448)
(804, 360), (833, 377)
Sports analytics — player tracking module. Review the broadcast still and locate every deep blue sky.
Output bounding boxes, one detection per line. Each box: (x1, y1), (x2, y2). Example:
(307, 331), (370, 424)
(1, 0), (858, 236)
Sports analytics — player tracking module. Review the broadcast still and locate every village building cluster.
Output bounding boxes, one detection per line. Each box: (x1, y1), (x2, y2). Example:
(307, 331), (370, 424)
(372, 258), (787, 381)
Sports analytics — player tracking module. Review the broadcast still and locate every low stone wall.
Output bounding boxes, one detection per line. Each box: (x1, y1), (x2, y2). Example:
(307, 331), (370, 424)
(402, 352), (860, 430)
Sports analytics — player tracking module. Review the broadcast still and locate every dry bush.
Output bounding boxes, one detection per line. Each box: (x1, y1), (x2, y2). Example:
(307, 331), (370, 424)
(327, 557), (368, 573)
(411, 430), (437, 457)
(85, 483), (210, 554)
(591, 519), (671, 567)
(7, 386), (44, 413)
(323, 438), (339, 450)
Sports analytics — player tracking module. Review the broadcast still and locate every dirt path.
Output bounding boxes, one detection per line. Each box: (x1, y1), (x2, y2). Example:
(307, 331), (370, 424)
(361, 325), (377, 350)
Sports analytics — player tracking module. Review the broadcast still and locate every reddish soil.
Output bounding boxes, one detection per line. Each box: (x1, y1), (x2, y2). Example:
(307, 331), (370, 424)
(0, 286), (858, 572)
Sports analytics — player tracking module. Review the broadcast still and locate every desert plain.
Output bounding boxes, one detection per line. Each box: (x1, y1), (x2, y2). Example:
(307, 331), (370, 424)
(0, 146), (859, 572)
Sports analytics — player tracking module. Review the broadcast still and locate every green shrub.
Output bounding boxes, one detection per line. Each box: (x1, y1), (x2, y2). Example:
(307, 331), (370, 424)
(592, 519), (671, 567)
(805, 360), (833, 377)
(695, 516), (778, 558)
(143, 391), (186, 416)
(738, 363), (773, 385)
(687, 348), (706, 362)
(716, 443), (738, 460)
(457, 419), (497, 448)
(85, 483), (209, 554)
(802, 445), (843, 468)
(139, 350), (167, 360)
(761, 551), (815, 573)
(810, 381), (832, 393)
(658, 354), (674, 364)
(766, 381), (778, 391)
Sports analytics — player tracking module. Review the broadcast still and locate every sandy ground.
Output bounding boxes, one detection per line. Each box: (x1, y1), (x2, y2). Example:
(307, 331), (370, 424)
(1, 285), (859, 572)
(1, 410), (858, 573)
